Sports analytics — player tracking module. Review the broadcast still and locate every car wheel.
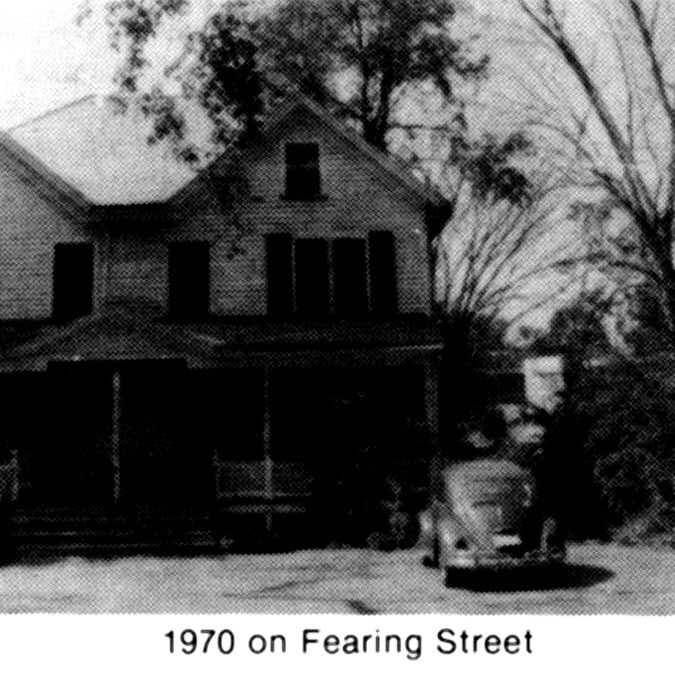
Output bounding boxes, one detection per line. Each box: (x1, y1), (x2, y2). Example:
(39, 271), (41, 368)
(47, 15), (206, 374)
(442, 566), (455, 588)
(422, 535), (440, 568)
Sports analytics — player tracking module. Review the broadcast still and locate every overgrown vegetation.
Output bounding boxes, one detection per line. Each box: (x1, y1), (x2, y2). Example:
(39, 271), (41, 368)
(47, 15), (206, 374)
(520, 289), (675, 546)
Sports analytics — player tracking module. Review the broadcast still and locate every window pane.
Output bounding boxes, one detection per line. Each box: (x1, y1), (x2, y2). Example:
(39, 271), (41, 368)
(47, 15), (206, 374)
(168, 241), (210, 319)
(294, 238), (330, 317)
(369, 230), (397, 315)
(285, 142), (321, 199)
(333, 238), (368, 316)
(265, 233), (294, 317)
(52, 243), (94, 321)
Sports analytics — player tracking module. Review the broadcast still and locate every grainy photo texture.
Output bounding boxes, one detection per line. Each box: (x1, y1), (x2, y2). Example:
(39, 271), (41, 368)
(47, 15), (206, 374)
(0, 0), (673, 614)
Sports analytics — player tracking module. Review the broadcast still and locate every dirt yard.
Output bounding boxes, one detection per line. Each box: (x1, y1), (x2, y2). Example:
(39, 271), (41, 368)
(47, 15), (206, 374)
(0, 543), (672, 614)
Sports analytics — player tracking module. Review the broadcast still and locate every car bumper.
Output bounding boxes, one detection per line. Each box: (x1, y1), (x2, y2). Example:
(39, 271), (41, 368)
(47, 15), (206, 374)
(445, 549), (566, 570)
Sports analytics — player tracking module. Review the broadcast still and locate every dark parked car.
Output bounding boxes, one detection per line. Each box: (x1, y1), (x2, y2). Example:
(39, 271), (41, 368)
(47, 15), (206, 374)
(419, 459), (565, 585)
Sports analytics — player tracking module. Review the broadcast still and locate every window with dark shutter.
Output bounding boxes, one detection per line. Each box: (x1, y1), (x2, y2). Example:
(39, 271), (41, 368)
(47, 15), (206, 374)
(168, 241), (210, 319)
(284, 142), (321, 199)
(333, 238), (368, 317)
(52, 243), (94, 321)
(294, 238), (330, 317)
(369, 230), (397, 315)
(265, 233), (294, 317)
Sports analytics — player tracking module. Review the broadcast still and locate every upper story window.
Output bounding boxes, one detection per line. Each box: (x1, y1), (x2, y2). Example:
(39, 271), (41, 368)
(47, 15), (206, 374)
(168, 241), (210, 320)
(52, 243), (94, 322)
(265, 231), (397, 318)
(284, 142), (321, 200)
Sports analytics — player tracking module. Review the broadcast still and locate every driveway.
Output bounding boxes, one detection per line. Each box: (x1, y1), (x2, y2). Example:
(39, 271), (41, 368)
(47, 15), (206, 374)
(0, 543), (672, 614)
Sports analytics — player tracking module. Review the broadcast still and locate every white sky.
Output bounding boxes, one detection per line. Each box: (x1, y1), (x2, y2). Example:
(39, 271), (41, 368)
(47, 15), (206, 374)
(0, 1), (108, 128)
(0, 0), (294, 128)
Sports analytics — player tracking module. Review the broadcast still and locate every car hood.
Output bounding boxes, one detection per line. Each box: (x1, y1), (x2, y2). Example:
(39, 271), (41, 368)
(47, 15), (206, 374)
(446, 461), (538, 549)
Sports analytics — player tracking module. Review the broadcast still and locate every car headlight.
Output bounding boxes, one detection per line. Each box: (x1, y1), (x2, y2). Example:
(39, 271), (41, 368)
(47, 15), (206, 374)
(441, 524), (472, 551)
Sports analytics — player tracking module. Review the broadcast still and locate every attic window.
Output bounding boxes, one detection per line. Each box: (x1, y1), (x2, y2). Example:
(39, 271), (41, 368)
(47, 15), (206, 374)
(284, 142), (321, 200)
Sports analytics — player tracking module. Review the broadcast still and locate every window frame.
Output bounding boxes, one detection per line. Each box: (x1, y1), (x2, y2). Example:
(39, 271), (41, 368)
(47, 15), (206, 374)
(264, 231), (398, 318)
(281, 140), (324, 201)
(167, 240), (212, 320)
(52, 241), (95, 322)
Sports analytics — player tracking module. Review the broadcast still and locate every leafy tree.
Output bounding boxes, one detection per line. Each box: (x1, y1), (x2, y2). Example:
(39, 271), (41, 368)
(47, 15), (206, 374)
(104, 0), (263, 157)
(258, 0), (489, 151)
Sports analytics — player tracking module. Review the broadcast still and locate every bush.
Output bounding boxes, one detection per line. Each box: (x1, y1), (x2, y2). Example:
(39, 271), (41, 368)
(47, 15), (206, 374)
(550, 358), (675, 542)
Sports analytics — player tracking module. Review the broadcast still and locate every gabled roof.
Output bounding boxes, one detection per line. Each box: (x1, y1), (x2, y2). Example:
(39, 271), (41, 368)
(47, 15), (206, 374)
(0, 301), (215, 370)
(0, 90), (449, 211)
(1, 95), (206, 208)
(252, 92), (448, 207)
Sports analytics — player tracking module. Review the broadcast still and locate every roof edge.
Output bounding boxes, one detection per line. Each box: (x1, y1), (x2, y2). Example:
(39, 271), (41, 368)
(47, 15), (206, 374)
(0, 131), (91, 215)
(262, 92), (450, 208)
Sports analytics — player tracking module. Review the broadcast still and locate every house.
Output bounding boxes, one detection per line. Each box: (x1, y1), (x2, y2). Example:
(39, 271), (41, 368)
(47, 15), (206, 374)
(0, 92), (449, 550)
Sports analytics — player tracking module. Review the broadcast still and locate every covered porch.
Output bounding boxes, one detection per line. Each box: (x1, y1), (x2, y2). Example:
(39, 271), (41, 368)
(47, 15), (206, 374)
(0, 304), (442, 550)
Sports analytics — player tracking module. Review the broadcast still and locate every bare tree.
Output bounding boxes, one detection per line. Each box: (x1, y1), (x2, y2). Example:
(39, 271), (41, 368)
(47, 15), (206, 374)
(436, 167), (581, 335)
(515, 0), (675, 351)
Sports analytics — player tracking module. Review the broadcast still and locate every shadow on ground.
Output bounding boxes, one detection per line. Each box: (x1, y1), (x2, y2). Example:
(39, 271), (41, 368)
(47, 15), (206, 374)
(444, 563), (614, 592)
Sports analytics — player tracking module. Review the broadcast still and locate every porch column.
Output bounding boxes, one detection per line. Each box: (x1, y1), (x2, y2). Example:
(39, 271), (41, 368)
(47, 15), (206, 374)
(111, 369), (122, 504)
(424, 360), (443, 493)
(424, 361), (441, 446)
(262, 368), (273, 532)
(10, 448), (19, 502)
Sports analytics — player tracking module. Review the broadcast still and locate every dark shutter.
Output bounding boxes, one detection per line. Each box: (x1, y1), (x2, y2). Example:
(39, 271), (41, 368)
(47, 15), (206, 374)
(168, 241), (210, 319)
(333, 238), (368, 317)
(294, 238), (330, 317)
(52, 243), (94, 321)
(265, 233), (294, 317)
(285, 142), (321, 199)
(369, 230), (397, 315)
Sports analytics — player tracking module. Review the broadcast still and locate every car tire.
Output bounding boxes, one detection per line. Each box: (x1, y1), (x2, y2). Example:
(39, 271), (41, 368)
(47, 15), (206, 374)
(422, 535), (440, 568)
(442, 566), (455, 588)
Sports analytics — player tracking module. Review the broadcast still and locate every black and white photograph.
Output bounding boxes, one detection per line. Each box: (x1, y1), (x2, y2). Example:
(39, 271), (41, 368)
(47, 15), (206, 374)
(0, 0), (673, 619)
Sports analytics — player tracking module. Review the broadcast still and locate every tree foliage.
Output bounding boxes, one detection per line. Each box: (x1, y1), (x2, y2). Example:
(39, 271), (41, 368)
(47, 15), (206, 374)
(100, 0), (534, 206)
(105, 0), (263, 158)
(259, 0), (489, 150)
(547, 355), (675, 542)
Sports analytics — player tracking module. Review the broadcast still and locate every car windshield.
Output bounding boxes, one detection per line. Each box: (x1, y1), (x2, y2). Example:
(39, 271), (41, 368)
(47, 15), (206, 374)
(452, 476), (533, 506)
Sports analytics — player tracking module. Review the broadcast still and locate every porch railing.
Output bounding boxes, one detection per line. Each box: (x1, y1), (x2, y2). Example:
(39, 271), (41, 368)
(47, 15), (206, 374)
(213, 457), (429, 500)
(214, 459), (314, 499)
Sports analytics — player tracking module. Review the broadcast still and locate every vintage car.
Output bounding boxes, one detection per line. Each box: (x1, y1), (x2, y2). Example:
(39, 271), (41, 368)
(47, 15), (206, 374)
(419, 459), (565, 585)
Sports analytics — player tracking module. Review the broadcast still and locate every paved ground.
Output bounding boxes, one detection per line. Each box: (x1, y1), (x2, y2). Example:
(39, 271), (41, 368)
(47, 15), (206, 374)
(0, 543), (672, 614)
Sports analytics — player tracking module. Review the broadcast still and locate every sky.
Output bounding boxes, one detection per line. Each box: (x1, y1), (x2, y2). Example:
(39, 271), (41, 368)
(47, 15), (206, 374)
(0, 0), (279, 128)
(0, 0), (106, 128)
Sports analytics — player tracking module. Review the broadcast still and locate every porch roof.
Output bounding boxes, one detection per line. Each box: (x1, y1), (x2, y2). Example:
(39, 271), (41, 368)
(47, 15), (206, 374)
(0, 303), (443, 371)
